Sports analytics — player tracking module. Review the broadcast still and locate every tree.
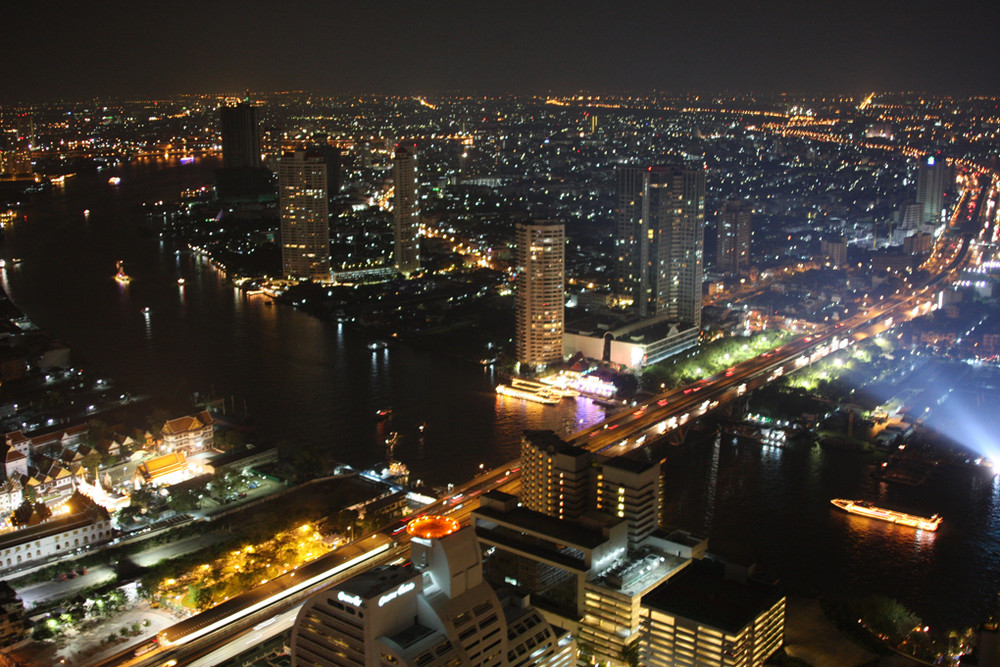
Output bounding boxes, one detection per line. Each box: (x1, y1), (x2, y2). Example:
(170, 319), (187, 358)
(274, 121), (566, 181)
(855, 595), (921, 644)
(11, 500), (35, 527)
(81, 449), (103, 483)
(167, 486), (201, 512)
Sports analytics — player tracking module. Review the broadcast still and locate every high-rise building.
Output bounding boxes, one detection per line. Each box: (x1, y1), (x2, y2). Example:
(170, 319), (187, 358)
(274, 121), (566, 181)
(393, 144), (420, 276)
(614, 166), (644, 308)
(280, 151), (329, 280)
(515, 220), (565, 369)
(520, 430), (592, 520)
(615, 165), (705, 326)
(717, 200), (752, 275)
(217, 102), (272, 199)
(595, 456), (661, 551)
(220, 102), (262, 169)
(640, 559), (785, 667)
(916, 156), (952, 227)
(290, 518), (575, 667)
(474, 491), (691, 665)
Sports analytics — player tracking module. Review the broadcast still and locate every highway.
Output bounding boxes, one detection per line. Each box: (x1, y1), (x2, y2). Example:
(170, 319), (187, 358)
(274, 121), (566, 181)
(89, 164), (998, 667)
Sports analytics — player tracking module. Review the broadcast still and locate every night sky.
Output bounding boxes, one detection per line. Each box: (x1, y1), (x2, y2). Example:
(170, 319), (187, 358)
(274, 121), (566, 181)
(5, 0), (1000, 102)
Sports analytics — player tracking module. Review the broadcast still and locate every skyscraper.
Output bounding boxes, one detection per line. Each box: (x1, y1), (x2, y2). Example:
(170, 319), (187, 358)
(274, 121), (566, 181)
(616, 165), (706, 326)
(916, 155), (952, 226)
(716, 200), (752, 275)
(392, 144), (420, 276)
(220, 102), (262, 169)
(515, 220), (565, 369)
(279, 151), (329, 280)
(217, 102), (272, 199)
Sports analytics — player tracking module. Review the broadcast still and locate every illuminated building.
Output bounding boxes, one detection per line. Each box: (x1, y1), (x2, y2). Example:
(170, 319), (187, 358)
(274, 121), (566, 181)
(393, 144), (420, 277)
(563, 315), (699, 369)
(615, 166), (705, 326)
(916, 156), (952, 227)
(640, 559), (785, 667)
(520, 430), (592, 520)
(160, 410), (214, 454)
(290, 521), (575, 667)
(595, 456), (660, 550)
(519, 430), (662, 550)
(515, 220), (565, 369)
(474, 492), (690, 666)
(280, 151), (330, 280)
(716, 201), (752, 275)
(0, 492), (111, 569)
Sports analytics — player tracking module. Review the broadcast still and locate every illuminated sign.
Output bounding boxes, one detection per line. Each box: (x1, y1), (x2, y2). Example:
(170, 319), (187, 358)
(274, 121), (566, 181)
(337, 591), (363, 607)
(378, 581), (416, 607)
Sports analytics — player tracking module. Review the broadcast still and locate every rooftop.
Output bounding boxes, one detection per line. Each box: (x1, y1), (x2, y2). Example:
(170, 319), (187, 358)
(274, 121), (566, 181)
(642, 559), (784, 634)
(475, 504), (611, 551)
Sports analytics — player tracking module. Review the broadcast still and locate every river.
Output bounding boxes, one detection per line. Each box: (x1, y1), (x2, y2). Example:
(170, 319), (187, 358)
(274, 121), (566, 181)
(2, 158), (997, 629)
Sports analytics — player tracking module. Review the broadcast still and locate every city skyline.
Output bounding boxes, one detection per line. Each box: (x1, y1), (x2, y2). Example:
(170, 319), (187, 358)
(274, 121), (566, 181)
(1, 83), (999, 664)
(4, 1), (1000, 103)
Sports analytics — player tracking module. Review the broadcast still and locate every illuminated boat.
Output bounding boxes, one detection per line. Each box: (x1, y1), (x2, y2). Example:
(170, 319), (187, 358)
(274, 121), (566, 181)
(114, 260), (131, 284)
(831, 498), (941, 531)
(495, 383), (560, 405)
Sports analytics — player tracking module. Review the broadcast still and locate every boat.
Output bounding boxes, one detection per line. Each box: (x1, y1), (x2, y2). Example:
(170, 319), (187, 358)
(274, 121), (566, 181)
(114, 260), (131, 284)
(495, 382), (560, 405)
(108, 176), (121, 185)
(375, 408), (392, 421)
(830, 498), (941, 531)
(177, 278), (185, 285)
(368, 339), (389, 351)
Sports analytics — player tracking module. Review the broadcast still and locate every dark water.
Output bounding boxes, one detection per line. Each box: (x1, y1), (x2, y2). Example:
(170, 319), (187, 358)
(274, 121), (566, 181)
(0, 159), (606, 478)
(2, 160), (998, 629)
(663, 433), (1000, 629)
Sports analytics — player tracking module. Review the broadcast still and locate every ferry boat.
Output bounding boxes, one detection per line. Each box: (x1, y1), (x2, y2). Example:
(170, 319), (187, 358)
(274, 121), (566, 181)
(830, 498), (941, 531)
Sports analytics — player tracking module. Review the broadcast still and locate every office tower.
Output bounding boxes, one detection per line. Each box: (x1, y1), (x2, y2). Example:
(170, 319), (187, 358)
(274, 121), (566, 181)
(520, 430), (592, 520)
(392, 144), (420, 276)
(640, 559), (785, 667)
(717, 200), (752, 275)
(280, 151), (329, 280)
(615, 165), (706, 325)
(515, 220), (565, 369)
(290, 519), (575, 667)
(614, 166), (644, 308)
(596, 456), (661, 550)
(220, 102), (262, 169)
(916, 156), (952, 226)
